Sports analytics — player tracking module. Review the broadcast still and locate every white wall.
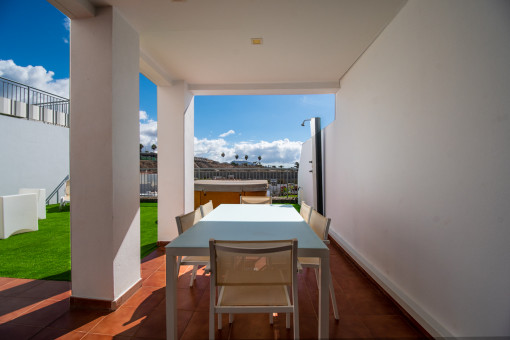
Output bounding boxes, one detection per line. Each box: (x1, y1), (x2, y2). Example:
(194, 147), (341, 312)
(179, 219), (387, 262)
(0, 115), (69, 200)
(326, 0), (510, 337)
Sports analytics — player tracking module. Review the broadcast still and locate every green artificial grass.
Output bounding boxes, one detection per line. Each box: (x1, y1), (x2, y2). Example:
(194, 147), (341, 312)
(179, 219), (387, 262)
(0, 202), (299, 281)
(274, 203), (301, 212)
(140, 202), (158, 258)
(0, 203), (158, 281)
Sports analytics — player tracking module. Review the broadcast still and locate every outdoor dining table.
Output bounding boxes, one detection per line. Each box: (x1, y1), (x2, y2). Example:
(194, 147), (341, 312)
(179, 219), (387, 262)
(165, 203), (330, 340)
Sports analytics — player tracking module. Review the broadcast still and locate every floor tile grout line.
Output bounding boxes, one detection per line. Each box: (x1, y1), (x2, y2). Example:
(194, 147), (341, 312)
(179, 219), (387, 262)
(0, 278), (14, 289)
(0, 278), (46, 297)
(14, 301), (70, 330)
(5, 298), (48, 323)
(83, 314), (108, 337)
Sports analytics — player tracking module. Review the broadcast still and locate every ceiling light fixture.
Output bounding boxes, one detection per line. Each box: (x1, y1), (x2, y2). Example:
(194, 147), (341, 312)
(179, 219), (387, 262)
(251, 38), (263, 45)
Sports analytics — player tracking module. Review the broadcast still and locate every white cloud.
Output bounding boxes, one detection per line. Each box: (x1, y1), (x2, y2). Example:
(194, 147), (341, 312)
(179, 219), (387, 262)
(233, 139), (302, 166)
(63, 18), (70, 44)
(219, 129), (235, 138)
(194, 137), (232, 161)
(194, 137), (302, 167)
(63, 17), (71, 31)
(139, 110), (156, 151)
(140, 118), (157, 151)
(0, 59), (69, 98)
(139, 110), (148, 121)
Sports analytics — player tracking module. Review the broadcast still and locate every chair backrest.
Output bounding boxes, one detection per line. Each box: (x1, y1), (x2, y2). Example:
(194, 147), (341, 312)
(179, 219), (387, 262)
(209, 239), (298, 287)
(299, 201), (312, 223)
(175, 208), (202, 235)
(308, 209), (331, 241)
(200, 200), (214, 217)
(240, 196), (272, 204)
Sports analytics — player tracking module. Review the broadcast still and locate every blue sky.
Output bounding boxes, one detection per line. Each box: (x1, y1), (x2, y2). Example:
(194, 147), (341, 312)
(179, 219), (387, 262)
(0, 0), (335, 166)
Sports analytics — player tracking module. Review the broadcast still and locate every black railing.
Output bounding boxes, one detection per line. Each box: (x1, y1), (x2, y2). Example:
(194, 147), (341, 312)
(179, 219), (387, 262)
(140, 169), (158, 197)
(139, 167), (299, 199)
(194, 167), (298, 185)
(0, 76), (70, 127)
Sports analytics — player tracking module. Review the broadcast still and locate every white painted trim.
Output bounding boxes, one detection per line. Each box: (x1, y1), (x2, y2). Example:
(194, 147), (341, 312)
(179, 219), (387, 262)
(188, 82), (340, 95)
(47, 0), (95, 19)
(328, 229), (454, 340)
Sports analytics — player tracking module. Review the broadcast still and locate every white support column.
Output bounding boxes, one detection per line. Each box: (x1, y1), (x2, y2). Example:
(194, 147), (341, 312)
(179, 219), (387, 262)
(157, 81), (193, 242)
(70, 7), (141, 308)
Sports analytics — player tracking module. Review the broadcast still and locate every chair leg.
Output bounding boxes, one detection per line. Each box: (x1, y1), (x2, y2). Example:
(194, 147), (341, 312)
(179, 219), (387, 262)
(229, 313), (234, 324)
(329, 269), (339, 320)
(209, 309), (215, 340)
(189, 264), (198, 287)
(286, 313), (290, 329)
(218, 313), (222, 329)
(315, 268), (339, 320)
(294, 310), (299, 340)
(176, 257), (182, 282)
(269, 313), (273, 324)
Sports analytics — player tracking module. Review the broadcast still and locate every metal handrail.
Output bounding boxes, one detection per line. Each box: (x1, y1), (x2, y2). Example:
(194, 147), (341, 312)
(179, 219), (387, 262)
(46, 175), (70, 205)
(0, 76), (70, 126)
(0, 76), (69, 100)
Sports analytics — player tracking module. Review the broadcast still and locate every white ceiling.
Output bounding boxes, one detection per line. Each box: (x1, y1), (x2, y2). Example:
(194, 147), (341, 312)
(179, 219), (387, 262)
(50, 0), (406, 92)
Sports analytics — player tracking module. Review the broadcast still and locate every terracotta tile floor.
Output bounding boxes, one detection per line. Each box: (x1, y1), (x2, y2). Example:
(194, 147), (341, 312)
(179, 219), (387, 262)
(0, 245), (430, 339)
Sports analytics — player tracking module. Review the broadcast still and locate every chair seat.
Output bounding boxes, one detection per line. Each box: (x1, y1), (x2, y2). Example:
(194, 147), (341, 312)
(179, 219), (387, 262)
(219, 285), (289, 306)
(298, 257), (319, 266)
(182, 256), (209, 263)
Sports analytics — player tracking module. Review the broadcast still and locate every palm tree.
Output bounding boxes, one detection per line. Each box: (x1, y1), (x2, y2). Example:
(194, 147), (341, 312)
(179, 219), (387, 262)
(258, 155), (262, 165)
(140, 144), (144, 152)
(221, 152), (225, 158)
(244, 155), (248, 161)
(151, 144), (157, 152)
(235, 154), (239, 160)
(294, 161), (299, 169)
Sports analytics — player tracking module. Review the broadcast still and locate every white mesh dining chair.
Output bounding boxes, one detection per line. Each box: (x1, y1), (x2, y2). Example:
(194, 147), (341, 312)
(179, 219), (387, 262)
(298, 209), (339, 320)
(240, 196), (272, 204)
(209, 239), (299, 339)
(175, 208), (209, 287)
(299, 201), (312, 223)
(200, 200), (214, 217)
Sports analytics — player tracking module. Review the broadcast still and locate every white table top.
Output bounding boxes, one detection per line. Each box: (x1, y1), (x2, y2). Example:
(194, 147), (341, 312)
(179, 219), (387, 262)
(167, 204), (328, 257)
(202, 204), (304, 222)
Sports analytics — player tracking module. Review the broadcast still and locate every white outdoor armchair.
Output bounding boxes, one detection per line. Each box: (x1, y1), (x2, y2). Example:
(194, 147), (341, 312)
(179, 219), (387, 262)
(19, 188), (46, 219)
(0, 193), (38, 239)
(209, 239), (299, 339)
(175, 208), (209, 287)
